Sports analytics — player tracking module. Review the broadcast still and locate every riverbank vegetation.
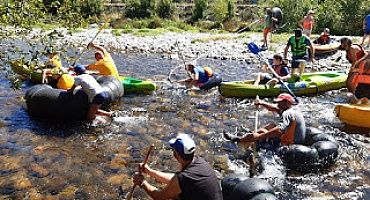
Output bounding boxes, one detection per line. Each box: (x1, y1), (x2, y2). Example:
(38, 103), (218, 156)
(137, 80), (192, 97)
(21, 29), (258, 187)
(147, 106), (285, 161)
(0, 0), (369, 35)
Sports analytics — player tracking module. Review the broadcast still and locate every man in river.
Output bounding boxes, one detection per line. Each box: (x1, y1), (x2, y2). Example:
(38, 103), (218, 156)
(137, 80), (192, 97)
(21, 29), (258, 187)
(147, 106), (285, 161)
(86, 42), (120, 80)
(223, 93), (306, 146)
(314, 28), (331, 45)
(184, 62), (221, 90)
(284, 29), (314, 82)
(254, 54), (290, 86)
(348, 54), (370, 104)
(338, 37), (368, 92)
(133, 134), (223, 200)
(68, 64), (113, 121)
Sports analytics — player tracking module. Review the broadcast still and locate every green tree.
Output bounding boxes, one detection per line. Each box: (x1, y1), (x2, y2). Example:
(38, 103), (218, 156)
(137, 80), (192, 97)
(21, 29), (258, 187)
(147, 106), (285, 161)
(156, 0), (174, 19)
(192, 0), (208, 22)
(126, 0), (155, 18)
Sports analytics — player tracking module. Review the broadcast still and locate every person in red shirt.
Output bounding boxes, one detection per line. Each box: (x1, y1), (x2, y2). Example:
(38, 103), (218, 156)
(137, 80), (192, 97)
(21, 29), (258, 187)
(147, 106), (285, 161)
(299, 10), (315, 38)
(314, 28), (331, 45)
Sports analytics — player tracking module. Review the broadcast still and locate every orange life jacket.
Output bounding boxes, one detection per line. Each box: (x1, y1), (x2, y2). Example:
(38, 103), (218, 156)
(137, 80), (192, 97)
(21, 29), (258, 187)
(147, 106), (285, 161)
(351, 60), (370, 88)
(318, 34), (330, 44)
(280, 120), (296, 145)
(347, 44), (365, 64)
(203, 66), (214, 77)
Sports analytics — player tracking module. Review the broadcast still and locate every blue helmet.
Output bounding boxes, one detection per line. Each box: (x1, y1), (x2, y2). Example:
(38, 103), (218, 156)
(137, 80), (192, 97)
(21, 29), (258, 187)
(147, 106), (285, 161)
(74, 64), (86, 75)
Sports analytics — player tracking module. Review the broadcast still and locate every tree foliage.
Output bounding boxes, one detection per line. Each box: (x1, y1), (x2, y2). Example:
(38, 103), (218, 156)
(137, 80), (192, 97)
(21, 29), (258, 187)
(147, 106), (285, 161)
(192, 0), (208, 22)
(0, 0), (103, 28)
(156, 0), (175, 19)
(126, 0), (155, 19)
(262, 0), (370, 35)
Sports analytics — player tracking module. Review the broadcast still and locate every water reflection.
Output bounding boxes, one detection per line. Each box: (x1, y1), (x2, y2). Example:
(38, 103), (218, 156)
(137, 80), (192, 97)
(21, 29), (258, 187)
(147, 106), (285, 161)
(0, 41), (369, 199)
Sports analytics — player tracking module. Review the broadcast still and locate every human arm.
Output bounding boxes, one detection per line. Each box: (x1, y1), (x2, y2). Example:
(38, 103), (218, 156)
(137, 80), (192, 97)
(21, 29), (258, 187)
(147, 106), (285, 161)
(87, 42), (106, 54)
(67, 85), (76, 93)
(133, 173), (181, 200)
(140, 164), (175, 184)
(306, 38), (315, 62)
(283, 44), (290, 61)
(255, 98), (279, 112)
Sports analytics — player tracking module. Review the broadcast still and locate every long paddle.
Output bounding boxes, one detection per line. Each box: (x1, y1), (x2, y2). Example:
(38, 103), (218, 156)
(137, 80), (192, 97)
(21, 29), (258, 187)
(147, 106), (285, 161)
(126, 144), (155, 200)
(248, 95), (259, 177)
(236, 19), (260, 33)
(247, 42), (299, 103)
(71, 17), (110, 67)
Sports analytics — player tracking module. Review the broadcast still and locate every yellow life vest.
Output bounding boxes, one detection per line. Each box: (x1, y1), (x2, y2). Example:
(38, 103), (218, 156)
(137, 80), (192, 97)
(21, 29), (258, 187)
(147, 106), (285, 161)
(57, 74), (74, 90)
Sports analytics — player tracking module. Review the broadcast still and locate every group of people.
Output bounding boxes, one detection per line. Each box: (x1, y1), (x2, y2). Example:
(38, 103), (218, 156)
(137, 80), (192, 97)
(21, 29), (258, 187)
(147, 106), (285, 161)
(132, 91), (304, 199)
(30, 10), (370, 200)
(41, 43), (119, 120)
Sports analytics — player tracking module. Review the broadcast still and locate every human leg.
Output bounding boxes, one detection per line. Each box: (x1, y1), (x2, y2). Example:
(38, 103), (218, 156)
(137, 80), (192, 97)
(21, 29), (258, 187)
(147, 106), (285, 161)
(263, 28), (270, 47)
(87, 103), (101, 120)
(254, 73), (270, 85)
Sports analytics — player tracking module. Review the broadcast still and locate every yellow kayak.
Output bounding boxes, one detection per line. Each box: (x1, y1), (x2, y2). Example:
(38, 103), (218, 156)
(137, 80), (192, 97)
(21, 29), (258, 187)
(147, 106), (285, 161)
(335, 104), (370, 128)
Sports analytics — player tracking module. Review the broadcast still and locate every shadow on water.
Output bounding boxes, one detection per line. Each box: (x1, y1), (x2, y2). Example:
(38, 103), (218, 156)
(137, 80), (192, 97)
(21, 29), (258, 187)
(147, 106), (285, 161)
(0, 40), (369, 199)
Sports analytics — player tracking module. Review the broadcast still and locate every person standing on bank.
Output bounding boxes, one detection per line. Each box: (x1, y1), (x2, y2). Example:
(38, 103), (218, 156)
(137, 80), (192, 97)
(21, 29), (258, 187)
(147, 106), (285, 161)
(299, 10), (315, 38)
(133, 134), (223, 200)
(260, 8), (278, 49)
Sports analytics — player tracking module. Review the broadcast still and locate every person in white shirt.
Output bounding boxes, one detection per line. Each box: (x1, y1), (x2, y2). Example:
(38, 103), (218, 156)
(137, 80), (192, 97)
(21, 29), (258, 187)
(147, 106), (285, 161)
(68, 64), (112, 120)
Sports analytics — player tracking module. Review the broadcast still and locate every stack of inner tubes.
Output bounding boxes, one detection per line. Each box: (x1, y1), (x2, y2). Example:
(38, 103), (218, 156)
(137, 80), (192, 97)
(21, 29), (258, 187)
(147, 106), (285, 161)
(222, 174), (277, 200)
(278, 127), (339, 172)
(25, 75), (123, 121)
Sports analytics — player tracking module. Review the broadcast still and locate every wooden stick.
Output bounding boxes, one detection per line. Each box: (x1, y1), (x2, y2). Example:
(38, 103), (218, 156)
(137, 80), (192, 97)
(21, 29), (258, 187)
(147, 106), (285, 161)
(248, 95), (259, 178)
(71, 18), (110, 67)
(126, 144), (155, 200)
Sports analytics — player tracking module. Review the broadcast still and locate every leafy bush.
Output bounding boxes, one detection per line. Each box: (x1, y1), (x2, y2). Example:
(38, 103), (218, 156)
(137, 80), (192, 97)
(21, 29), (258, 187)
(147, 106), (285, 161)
(192, 0), (208, 22)
(264, 0), (370, 35)
(156, 0), (174, 19)
(126, 0), (154, 19)
(148, 16), (163, 29)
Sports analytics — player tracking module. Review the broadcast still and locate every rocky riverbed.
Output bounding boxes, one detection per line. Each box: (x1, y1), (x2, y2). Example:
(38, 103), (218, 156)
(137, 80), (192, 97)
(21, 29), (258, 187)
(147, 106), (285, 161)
(0, 27), (369, 199)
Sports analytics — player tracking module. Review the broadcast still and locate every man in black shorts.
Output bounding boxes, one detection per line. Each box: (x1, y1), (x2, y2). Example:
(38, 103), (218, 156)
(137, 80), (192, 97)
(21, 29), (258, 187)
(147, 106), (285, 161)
(283, 29), (314, 82)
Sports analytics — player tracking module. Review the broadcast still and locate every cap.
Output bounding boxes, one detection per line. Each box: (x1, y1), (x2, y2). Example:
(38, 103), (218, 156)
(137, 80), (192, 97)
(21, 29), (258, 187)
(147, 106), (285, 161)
(169, 134), (196, 155)
(307, 10), (315, 15)
(294, 29), (303, 37)
(74, 64), (86, 75)
(324, 28), (330, 34)
(274, 93), (295, 104)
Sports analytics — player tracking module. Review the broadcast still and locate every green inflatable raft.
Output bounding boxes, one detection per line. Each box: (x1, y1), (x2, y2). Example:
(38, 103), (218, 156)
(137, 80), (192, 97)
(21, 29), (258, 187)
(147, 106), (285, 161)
(10, 60), (156, 95)
(219, 71), (347, 98)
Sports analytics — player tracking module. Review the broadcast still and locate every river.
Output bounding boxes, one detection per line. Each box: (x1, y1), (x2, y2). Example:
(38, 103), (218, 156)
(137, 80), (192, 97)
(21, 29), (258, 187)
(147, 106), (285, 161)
(0, 37), (369, 199)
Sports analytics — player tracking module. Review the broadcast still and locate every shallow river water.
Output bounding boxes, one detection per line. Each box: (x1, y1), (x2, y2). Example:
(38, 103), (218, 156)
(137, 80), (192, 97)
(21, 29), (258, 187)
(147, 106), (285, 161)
(0, 40), (369, 199)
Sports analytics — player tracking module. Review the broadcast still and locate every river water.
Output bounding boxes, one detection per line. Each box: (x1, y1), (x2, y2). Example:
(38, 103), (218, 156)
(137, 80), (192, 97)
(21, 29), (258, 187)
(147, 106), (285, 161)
(0, 39), (369, 199)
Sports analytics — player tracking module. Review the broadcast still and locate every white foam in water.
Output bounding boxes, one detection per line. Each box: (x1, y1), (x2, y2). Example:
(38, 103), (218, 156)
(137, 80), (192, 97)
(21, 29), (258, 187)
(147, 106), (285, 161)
(257, 150), (285, 179)
(112, 116), (148, 125)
